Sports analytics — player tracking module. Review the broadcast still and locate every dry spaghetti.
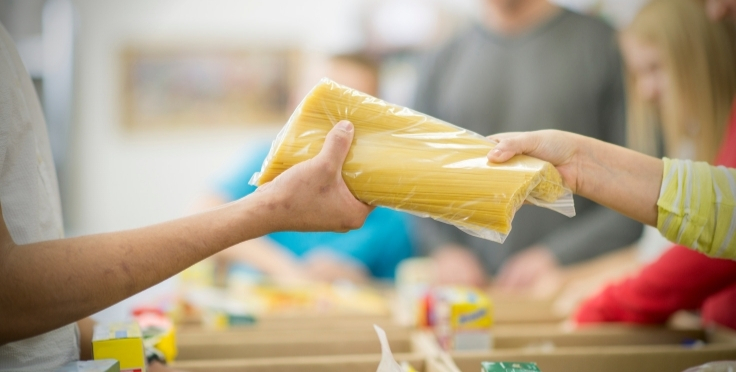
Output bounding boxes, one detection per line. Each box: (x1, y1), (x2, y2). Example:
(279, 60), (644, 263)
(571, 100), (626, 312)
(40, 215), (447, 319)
(251, 79), (574, 242)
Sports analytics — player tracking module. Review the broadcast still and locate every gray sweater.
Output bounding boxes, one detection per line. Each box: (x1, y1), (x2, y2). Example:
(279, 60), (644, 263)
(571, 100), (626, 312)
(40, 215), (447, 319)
(412, 9), (643, 273)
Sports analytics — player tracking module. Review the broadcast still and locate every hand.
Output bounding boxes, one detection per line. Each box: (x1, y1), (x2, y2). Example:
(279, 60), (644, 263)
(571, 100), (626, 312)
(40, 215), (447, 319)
(432, 245), (487, 287)
(256, 121), (373, 232)
(487, 130), (583, 193)
(495, 246), (560, 294)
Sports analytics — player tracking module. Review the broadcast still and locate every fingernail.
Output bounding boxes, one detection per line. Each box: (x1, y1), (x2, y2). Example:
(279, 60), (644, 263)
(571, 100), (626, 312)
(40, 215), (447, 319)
(489, 149), (503, 158)
(337, 121), (353, 132)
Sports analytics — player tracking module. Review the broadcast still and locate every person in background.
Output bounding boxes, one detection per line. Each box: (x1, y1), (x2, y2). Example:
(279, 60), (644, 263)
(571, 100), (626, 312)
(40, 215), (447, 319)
(413, 0), (642, 290)
(196, 53), (414, 284)
(567, 0), (736, 329)
(485, 0), (736, 258)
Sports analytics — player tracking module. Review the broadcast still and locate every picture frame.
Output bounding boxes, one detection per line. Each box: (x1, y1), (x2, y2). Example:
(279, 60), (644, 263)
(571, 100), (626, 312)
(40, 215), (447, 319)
(121, 47), (298, 130)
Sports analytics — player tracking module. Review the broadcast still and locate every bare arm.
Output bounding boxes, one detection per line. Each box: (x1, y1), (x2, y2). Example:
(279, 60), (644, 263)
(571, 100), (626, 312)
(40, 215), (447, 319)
(0, 121), (370, 344)
(196, 195), (306, 281)
(488, 130), (663, 227)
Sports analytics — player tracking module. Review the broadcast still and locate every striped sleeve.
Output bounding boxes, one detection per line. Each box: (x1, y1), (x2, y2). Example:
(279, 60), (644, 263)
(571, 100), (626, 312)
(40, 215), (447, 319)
(657, 158), (736, 259)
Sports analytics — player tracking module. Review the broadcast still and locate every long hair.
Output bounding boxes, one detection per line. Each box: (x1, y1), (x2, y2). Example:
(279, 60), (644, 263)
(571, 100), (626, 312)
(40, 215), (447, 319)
(623, 0), (736, 162)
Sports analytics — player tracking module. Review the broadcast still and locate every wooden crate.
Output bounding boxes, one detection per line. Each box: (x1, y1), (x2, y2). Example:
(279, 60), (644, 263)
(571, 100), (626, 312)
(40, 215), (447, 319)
(177, 322), (718, 361)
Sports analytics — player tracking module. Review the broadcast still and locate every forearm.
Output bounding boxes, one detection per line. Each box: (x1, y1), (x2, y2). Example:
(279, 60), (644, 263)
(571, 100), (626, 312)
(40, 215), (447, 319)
(576, 135), (663, 227)
(0, 194), (276, 344)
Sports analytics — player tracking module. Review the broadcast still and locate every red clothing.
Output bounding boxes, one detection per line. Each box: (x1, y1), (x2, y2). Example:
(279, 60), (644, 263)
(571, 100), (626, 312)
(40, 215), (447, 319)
(575, 98), (736, 329)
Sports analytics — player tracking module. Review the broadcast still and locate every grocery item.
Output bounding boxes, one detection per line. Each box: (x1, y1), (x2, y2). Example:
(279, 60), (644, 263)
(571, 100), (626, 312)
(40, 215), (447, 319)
(133, 308), (178, 363)
(92, 322), (146, 372)
(431, 287), (494, 351)
(481, 362), (541, 372)
(251, 79), (574, 243)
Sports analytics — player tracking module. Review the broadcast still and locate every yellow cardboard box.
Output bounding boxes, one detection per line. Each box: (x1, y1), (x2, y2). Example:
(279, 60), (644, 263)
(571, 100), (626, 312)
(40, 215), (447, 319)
(435, 287), (494, 330)
(433, 287), (494, 351)
(92, 322), (146, 372)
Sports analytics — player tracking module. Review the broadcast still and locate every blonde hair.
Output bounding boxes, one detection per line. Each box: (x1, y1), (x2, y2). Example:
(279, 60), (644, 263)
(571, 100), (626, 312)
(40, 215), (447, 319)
(624, 0), (736, 162)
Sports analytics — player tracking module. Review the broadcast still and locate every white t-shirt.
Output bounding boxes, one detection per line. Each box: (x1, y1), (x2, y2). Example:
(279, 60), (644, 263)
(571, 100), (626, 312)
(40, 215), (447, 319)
(0, 23), (80, 371)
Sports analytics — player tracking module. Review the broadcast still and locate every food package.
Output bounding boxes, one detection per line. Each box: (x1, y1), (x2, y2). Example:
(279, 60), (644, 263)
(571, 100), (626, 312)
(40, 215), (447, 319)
(53, 360), (120, 372)
(431, 287), (494, 351)
(133, 308), (178, 362)
(481, 362), (541, 372)
(251, 79), (574, 242)
(92, 322), (146, 372)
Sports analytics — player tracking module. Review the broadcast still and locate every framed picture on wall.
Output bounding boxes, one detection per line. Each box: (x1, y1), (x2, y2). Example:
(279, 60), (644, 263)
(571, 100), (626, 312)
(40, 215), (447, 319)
(121, 47), (299, 130)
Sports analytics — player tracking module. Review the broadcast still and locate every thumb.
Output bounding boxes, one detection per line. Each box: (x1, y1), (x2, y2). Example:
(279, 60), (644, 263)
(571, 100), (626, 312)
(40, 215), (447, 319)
(318, 120), (354, 169)
(487, 134), (540, 163)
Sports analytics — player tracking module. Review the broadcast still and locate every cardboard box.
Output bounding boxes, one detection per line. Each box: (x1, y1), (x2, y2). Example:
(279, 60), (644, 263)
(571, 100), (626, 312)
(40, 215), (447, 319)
(427, 327), (736, 372)
(491, 325), (708, 349)
(177, 323), (713, 360)
(429, 345), (736, 372)
(171, 324), (736, 372)
(92, 323), (146, 372)
(178, 324), (411, 344)
(176, 331), (413, 360)
(430, 288), (494, 351)
(177, 313), (395, 332)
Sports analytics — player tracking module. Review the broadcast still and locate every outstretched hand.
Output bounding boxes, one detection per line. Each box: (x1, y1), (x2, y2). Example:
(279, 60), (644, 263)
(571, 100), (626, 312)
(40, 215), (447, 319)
(256, 120), (373, 233)
(487, 130), (583, 193)
(487, 129), (663, 227)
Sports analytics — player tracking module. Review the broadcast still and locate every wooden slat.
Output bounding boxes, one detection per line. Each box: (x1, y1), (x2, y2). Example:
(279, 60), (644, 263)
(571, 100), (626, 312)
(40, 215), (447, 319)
(173, 353), (425, 372)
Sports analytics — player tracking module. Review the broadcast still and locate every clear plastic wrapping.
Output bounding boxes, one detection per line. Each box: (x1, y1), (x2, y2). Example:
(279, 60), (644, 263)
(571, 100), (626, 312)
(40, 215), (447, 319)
(251, 78), (575, 243)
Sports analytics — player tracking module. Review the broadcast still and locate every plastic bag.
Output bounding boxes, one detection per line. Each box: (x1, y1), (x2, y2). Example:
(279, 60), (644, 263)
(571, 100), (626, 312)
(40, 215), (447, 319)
(250, 78), (575, 243)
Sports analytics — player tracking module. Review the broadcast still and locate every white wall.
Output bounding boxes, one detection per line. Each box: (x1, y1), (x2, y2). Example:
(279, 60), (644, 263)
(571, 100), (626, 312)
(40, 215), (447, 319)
(69, 0), (372, 236)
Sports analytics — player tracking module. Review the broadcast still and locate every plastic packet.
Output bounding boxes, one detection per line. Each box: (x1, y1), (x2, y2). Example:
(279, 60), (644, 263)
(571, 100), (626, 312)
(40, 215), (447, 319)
(250, 78), (575, 243)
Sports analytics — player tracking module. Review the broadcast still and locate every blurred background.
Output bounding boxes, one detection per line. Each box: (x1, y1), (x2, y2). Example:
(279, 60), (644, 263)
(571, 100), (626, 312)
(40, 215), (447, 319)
(0, 0), (646, 238)
(0, 0), (651, 321)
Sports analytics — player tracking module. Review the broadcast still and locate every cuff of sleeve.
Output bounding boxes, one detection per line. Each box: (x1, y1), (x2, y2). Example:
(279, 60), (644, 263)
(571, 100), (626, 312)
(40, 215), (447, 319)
(657, 158), (712, 254)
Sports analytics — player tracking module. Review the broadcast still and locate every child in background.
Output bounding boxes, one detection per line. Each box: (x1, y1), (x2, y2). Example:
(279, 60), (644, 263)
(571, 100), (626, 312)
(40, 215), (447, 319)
(573, 0), (736, 329)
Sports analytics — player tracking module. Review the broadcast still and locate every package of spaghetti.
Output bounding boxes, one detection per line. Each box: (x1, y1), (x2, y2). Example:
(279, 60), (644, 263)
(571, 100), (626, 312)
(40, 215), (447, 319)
(250, 78), (575, 243)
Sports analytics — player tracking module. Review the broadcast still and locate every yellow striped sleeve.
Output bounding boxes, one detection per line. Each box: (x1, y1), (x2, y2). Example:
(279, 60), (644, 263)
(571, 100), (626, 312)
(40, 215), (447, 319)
(657, 158), (736, 259)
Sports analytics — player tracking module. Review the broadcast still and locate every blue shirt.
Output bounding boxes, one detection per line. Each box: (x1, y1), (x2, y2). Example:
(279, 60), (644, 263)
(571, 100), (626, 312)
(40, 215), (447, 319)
(216, 144), (415, 279)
